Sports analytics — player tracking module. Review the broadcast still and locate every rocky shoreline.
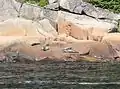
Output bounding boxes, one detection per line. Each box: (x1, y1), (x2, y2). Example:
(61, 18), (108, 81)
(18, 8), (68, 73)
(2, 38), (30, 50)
(0, 0), (120, 62)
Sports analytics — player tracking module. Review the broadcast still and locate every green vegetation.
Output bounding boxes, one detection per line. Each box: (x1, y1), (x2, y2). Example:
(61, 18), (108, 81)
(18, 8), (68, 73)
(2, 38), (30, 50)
(25, 0), (48, 7)
(21, 0), (120, 13)
(88, 0), (120, 13)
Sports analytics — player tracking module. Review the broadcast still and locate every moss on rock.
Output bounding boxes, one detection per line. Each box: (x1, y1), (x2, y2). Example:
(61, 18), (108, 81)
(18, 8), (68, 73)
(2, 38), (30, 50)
(25, 0), (48, 7)
(88, 0), (120, 13)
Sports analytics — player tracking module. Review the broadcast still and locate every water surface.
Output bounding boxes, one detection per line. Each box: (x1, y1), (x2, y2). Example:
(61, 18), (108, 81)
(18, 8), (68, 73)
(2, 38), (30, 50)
(0, 61), (120, 89)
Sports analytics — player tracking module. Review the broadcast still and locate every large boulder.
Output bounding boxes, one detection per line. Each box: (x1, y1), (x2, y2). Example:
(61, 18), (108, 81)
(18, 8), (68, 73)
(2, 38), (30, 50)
(0, 0), (120, 62)
(0, 36), (119, 61)
(68, 40), (114, 60)
(0, 18), (57, 38)
(57, 11), (116, 41)
(20, 3), (43, 20)
(0, 0), (45, 21)
(0, 0), (21, 21)
(0, 36), (45, 62)
(60, 0), (116, 19)
(13, 40), (117, 61)
(0, 40), (110, 61)
(102, 33), (120, 59)
(42, 8), (58, 29)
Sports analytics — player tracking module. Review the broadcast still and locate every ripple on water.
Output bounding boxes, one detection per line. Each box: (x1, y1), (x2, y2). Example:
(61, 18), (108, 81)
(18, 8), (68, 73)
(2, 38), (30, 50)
(0, 61), (120, 89)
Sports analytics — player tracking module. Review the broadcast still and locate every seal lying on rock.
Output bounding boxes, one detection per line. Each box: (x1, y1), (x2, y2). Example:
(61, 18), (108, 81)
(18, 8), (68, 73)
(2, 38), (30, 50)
(0, 36), (120, 62)
(63, 47), (79, 53)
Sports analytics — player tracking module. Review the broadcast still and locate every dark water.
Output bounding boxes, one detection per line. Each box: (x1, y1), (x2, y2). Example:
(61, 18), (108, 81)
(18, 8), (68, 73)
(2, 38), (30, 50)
(0, 60), (120, 89)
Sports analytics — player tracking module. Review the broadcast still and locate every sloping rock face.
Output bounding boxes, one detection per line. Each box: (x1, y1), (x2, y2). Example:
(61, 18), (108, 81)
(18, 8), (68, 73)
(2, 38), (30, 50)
(0, 39), (116, 62)
(0, 18), (57, 37)
(20, 4), (43, 20)
(60, 0), (115, 19)
(57, 11), (114, 41)
(0, 0), (21, 21)
(102, 33), (120, 59)
(0, 0), (120, 62)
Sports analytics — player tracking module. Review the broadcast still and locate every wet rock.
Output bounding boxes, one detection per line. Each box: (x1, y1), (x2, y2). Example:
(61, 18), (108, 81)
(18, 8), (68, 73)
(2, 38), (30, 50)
(16, 52), (35, 63)
(2, 51), (35, 63)
(0, 53), (6, 62)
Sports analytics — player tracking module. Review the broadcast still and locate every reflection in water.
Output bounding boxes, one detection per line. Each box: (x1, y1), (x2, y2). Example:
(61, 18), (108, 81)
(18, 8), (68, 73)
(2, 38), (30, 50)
(0, 61), (120, 88)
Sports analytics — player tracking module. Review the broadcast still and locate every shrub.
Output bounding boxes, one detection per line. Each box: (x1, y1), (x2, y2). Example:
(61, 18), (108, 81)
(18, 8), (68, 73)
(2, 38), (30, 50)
(25, 0), (48, 7)
(88, 0), (120, 13)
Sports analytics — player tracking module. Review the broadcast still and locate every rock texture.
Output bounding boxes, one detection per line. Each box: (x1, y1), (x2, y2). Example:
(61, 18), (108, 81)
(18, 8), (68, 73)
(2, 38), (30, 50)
(0, 18), (57, 37)
(60, 0), (115, 19)
(0, 0), (120, 62)
(0, 0), (21, 21)
(57, 11), (115, 41)
(48, 0), (58, 4)
(20, 4), (42, 20)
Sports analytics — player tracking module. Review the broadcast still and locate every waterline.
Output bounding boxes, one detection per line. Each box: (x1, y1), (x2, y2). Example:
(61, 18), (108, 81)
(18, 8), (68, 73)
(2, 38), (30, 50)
(23, 80), (120, 85)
